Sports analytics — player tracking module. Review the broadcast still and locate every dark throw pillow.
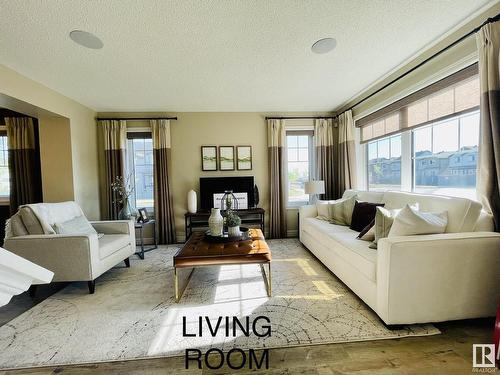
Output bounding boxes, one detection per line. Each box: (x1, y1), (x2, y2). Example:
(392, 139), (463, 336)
(349, 201), (385, 232)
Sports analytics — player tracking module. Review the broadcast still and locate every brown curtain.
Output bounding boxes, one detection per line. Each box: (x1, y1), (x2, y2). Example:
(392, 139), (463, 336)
(5, 117), (42, 214)
(151, 119), (176, 244)
(476, 20), (500, 231)
(100, 120), (126, 220)
(337, 110), (357, 195)
(314, 118), (339, 199)
(268, 119), (286, 238)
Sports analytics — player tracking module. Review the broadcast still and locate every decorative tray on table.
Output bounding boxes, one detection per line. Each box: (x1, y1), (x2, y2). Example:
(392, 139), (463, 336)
(204, 227), (250, 243)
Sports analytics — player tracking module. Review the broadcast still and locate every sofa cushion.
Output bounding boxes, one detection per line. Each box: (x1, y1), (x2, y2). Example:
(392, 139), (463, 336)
(388, 205), (448, 237)
(98, 234), (132, 260)
(381, 191), (481, 233)
(301, 217), (377, 281)
(328, 195), (357, 226)
(350, 201), (384, 232)
(343, 190), (384, 203)
(54, 216), (98, 236)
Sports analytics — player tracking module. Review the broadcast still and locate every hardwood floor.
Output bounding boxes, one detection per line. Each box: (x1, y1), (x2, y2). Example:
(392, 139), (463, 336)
(0, 308), (493, 374)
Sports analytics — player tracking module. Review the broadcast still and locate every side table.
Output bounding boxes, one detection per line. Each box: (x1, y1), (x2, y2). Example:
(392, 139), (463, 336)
(135, 220), (158, 259)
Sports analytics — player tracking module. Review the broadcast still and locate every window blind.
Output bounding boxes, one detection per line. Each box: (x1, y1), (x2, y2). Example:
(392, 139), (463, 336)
(357, 63), (479, 143)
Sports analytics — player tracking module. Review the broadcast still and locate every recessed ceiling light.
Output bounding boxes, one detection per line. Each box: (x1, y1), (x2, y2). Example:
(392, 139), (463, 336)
(311, 38), (337, 54)
(69, 30), (103, 49)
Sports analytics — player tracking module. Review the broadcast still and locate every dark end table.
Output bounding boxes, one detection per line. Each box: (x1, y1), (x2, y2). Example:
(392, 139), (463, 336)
(135, 220), (157, 259)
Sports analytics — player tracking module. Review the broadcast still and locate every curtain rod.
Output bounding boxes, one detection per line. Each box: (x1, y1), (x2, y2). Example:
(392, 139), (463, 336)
(96, 117), (178, 121)
(342, 13), (500, 114)
(265, 116), (336, 120)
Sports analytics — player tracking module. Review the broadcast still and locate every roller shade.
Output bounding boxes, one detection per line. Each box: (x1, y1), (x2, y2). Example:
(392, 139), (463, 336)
(358, 63), (479, 143)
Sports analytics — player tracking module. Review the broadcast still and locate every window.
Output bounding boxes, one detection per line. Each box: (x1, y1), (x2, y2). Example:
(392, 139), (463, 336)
(413, 111), (479, 199)
(367, 135), (401, 191)
(126, 133), (154, 209)
(286, 132), (313, 206)
(0, 135), (9, 198)
(360, 65), (480, 200)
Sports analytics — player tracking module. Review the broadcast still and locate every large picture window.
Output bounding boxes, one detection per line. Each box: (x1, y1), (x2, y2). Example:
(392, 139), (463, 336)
(286, 131), (313, 206)
(359, 65), (480, 200)
(368, 135), (401, 191)
(413, 111), (479, 199)
(126, 132), (154, 209)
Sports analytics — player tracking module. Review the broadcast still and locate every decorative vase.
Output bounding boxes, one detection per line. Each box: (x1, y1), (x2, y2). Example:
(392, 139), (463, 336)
(254, 184), (260, 207)
(228, 226), (240, 237)
(118, 197), (136, 220)
(187, 190), (197, 213)
(208, 208), (224, 236)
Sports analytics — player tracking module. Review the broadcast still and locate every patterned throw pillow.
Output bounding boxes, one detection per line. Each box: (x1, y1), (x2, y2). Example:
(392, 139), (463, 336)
(328, 195), (357, 226)
(369, 203), (419, 249)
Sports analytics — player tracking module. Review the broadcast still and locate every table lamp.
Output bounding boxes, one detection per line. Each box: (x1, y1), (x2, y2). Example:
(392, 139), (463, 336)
(304, 180), (325, 203)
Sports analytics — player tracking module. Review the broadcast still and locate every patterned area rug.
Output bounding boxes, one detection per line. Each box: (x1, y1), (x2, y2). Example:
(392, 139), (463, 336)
(0, 239), (439, 369)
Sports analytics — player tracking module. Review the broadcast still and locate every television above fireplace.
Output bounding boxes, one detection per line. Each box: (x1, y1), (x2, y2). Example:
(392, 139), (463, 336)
(199, 176), (255, 210)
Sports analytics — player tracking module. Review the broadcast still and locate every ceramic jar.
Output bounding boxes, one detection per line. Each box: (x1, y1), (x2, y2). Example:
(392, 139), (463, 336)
(228, 226), (240, 237)
(187, 190), (197, 213)
(208, 208), (223, 236)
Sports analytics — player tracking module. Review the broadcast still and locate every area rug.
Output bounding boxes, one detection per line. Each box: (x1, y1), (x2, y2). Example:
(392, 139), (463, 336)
(0, 239), (439, 369)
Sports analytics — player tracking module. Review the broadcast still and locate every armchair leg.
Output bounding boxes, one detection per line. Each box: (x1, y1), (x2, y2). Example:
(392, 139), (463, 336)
(88, 280), (95, 294)
(124, 258), (130, 268)
(28, 285), (37, 298)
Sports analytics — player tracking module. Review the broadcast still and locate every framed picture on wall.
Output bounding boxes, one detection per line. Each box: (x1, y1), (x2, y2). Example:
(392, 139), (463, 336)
(236, 146), (252, 170)
(201, 146), (217, 171)
(219, 146), (235, 171)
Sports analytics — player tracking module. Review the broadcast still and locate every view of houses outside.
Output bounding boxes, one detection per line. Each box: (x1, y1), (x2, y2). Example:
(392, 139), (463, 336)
(126, 137), (154, 208)
(368, 111), (479, 200)
(287, 134), (310, 204)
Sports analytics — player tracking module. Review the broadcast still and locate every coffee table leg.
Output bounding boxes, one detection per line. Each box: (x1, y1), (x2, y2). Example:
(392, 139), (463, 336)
(174, 267), (195, 303)
(260, 263), (272, 297)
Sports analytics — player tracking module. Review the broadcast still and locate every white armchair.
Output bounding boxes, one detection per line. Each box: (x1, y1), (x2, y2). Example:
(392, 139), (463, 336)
(3, 202), (136, 294)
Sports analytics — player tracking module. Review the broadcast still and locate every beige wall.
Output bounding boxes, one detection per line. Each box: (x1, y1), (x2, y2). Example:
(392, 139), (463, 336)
(99, 112), (331, 240)
(0, 64), (100, 219)
(38, 116), (74, 202)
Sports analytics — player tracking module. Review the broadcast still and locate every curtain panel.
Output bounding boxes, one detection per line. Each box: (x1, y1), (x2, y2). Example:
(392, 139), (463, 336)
(267, 119), (287, 238)
(314, 118), (339, 199)
(5, 117), (42, 213)
(100, 120), (127, 220)
(476, 20), (500, 231)
(337, 110), (357, 195)
(151, 119), (176, 244)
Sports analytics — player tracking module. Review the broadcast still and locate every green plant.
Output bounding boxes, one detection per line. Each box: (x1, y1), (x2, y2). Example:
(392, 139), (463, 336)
(226, 213), (241, 227)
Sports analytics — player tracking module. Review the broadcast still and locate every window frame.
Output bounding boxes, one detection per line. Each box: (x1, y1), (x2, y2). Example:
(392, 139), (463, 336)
(363, 108), (480, 200)
(125, 129), (155, 213)
(285, 130), (314, 208)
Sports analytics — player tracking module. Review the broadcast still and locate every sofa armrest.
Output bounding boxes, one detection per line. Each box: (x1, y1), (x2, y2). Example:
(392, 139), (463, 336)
(3, 234), (100, 281)
(90, 220), (134, 235)
(376, 232), (500, 324)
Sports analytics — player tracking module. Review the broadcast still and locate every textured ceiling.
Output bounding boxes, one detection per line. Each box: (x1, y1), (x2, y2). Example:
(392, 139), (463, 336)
(0, 0), (494, 112)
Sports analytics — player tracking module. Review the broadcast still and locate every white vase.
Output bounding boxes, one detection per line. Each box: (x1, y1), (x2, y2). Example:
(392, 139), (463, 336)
(187, 190), (197, 213)
(228, 226), (240, 237)
(208, 208), (223, 236)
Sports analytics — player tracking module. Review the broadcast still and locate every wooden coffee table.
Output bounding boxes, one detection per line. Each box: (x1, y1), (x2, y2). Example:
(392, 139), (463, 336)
(173, 228), (271, 302)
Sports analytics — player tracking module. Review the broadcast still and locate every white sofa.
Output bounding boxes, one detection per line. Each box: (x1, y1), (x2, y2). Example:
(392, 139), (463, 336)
(299, 190), (500, 325)
(3, 202), (136, 294)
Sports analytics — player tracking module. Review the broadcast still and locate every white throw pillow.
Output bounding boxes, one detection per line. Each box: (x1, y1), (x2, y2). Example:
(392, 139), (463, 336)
(316, 200), (331, 221)
(328, 195), (357, 226)
(54, 216), (98, 236)
(388, 204), (448, 237)
(369, 203), (419, 249)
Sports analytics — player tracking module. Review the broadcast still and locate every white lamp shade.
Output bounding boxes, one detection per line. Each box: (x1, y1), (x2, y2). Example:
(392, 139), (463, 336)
(304, 180), (325, 195)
